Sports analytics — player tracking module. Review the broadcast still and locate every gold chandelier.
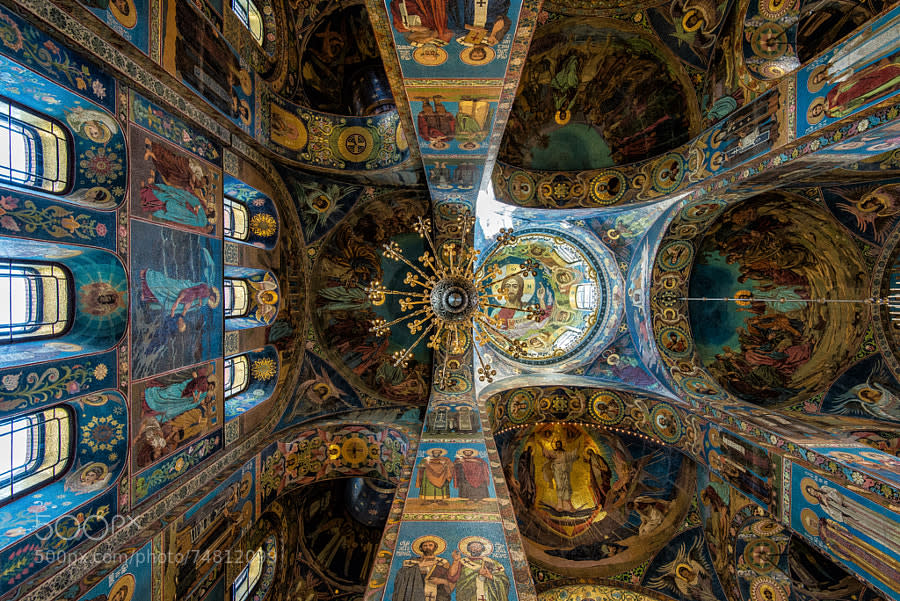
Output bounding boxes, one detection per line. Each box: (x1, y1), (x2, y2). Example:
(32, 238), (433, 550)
(365, 214), (547, 386)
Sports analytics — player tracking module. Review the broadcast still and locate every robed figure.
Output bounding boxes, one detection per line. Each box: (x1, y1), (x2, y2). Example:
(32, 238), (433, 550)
(392, 536), (454, 601)
(453, 449), (490, 500)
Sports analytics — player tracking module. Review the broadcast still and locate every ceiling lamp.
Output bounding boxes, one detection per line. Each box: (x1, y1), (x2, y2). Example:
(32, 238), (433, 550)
(365, 214), (547, 386)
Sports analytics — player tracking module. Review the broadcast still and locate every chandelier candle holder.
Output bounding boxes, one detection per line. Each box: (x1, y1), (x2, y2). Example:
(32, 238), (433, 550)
(365, 216), (548, 386)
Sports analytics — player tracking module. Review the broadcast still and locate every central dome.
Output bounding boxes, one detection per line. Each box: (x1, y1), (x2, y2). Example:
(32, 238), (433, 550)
(479, 228), (622, 366)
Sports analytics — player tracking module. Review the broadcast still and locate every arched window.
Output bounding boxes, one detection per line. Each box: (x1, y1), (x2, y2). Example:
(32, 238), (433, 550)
(1, 260), (72, 344)
(224, 195), (251, 241)
(0, 98), (70, 194)
(0, 405), (73, 505)
(232, 546), (264, 601)
(232, 0), (264, 45)
(224, 279), (251, 318)
(224, 355), (250, 398)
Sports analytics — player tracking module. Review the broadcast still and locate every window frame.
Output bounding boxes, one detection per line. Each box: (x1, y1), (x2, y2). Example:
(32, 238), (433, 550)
(0, 96), (73, 195)
(223, 355), (250, 398)
(0, 260), (74, 345)
(224, 278), (251, 319)
(232, 546), (264, 601)
(224, 195), (251, 241)
(231, 0), (265, 45)
(0, 405), (75, 507)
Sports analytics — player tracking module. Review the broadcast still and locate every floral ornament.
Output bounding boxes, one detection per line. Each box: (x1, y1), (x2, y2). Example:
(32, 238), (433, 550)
(0, 363), (103, 411)
(249, 212), (277, 237)
(2, 373), (20, 391)
(0, 198), (107, 240)
(81, 415), (125, 453)
(0, 12), (24, 52)
(79, 147), (123, 184)
(93, 364), (108, 380)
(251, 358), (277, 380)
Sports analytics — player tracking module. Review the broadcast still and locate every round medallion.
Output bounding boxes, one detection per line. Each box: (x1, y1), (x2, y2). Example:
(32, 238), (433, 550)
(589, 170), (626, 205)
(650, 403), (682, 442)
(430, 277), (478, 322)
(413, 45), (448, 66)
(509, 171), (536, 203)
(588, 391), (625, 425)
(337, 126), (375, 161)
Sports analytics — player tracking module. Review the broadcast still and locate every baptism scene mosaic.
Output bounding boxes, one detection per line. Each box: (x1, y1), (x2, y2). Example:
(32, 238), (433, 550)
(1, 1), (900, 601)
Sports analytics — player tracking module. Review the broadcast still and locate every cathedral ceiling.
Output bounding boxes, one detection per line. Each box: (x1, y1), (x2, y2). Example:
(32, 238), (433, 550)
(3, 0), (900, 599)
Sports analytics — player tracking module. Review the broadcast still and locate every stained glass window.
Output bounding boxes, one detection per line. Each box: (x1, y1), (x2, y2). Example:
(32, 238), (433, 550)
(0, 406), (73, 505)
(232, 0), (264, 44)
(224, 195), (250, 240)
(232, 546), (264, 601)
(0, 99), (70, 194)
(224, 355), (250, 398)
(0, 261), (71, 344)
(224, 279), (250, 318)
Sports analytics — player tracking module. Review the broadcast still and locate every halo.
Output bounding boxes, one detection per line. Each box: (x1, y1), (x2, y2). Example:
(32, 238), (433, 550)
(423, 447), (447, 456)
(80, 462), (109, 481)
(460, 45), (495, 66)
(458, 536), (493, 556)
(455, 448), (478, 457)
(108, 0), (137, 30)
(800, 477), (820, 505)
(240, 471), (253, 494)
(108, 573), (135, 601)
(806, 97), (826, 125)
(207, 286), (221, 308)
(800, 507), (820, 535)
(413, 45), (448, 67)
(807, 65), (827, 93)
(412, 535), (447, 556)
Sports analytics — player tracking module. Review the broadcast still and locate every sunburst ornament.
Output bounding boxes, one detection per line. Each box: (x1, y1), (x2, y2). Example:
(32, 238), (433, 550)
(365, 213), (548, 387)
(251, 357), (277, 380)
(250, 213), (277, 237)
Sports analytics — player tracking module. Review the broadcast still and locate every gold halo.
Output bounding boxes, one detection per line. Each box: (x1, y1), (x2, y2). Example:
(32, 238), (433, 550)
(800, 477), (820, 505)
(800, 507), (820, 535)
(555, 109), (571, 125)
(80, 462), (110, 481)
(807, 65), (827, 93)
(807, 97), (826, 125)
(455, 448), (479, 457)
(423, 447), (447, 456)
(413, 45), (448, 66)
(108, 0), (137, 29)
(108, 573), (135, 601)
(458, 535), (493, 556)
(412, 535), (447, 556)
(240, 471), (253, 495)
(270, 104), (308, 151)
(460, 45), (495, 66)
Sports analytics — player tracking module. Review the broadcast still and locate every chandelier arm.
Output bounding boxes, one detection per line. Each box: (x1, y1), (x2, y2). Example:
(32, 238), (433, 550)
(371, 307), (431, 334)
(390, 251), (433, 283)
(428, 320), (447, 349)
(471, 334), (496, 383)
(474, 314), (528, 357)
(458, 249), (478, 279)
(479, 301), (546, 317)
(416, 217), (441, 265)
(404, 273), (435, 290)
(372, 288), (430, 298)
(475, 262), (536, 287)
(393, 321), (436, 368)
